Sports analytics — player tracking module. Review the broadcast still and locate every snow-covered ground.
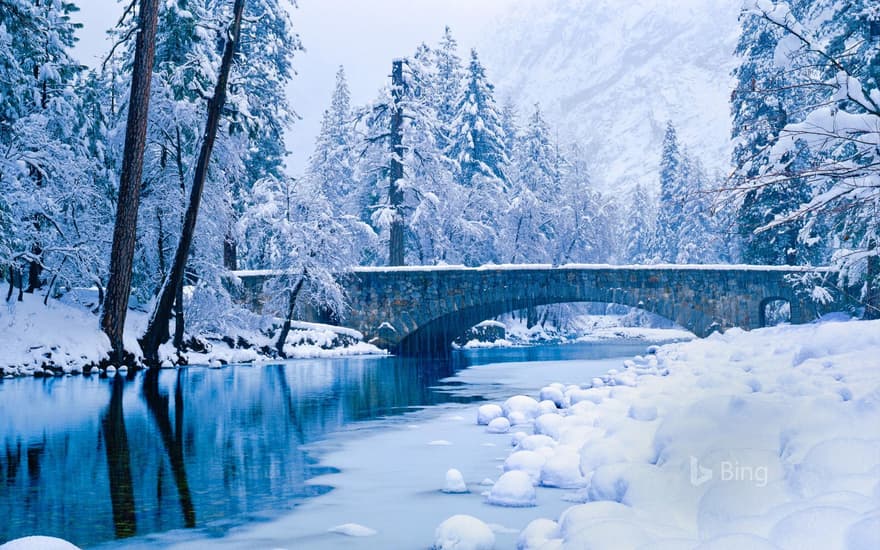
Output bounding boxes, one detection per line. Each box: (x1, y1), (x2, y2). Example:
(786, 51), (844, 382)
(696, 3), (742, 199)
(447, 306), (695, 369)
(0, 294), (384, 376)
(114, 317), (879, 550)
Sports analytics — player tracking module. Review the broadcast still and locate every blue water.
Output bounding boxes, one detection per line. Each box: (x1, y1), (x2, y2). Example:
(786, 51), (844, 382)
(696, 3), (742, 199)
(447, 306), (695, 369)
(0, 342), (650, 548)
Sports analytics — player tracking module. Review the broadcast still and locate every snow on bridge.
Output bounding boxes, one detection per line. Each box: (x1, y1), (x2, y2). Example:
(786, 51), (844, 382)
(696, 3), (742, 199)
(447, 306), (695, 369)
(233, 264), (833, 355)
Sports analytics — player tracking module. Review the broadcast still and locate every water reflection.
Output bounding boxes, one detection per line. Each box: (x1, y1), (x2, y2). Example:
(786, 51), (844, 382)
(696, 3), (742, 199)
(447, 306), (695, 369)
(0, 342), (655, 547)
(102, 375), (136, 538)
(0, 354), (474, 547)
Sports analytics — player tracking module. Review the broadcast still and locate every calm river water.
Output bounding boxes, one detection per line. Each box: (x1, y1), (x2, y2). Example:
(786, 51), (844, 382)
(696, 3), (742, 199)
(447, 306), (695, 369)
(0, 341), (653, 548)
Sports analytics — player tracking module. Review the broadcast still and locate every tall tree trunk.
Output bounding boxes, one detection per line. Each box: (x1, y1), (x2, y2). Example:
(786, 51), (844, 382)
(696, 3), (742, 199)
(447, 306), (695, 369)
(275, 276), (305, 357)
(25, 244), (42, 293)
(173, 277), (185, 350)
(140, 0), (246, 365)
(100, 0), (161, 365)
(388, 59), (406, 266)
(223, 234), (237, 270)
(866, 237), (879, 320)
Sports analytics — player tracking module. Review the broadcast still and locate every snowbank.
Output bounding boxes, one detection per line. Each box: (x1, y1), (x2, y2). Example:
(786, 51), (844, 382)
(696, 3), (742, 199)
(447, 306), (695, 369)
(465, 318), (880, 548)
(0, 294), (384, 376)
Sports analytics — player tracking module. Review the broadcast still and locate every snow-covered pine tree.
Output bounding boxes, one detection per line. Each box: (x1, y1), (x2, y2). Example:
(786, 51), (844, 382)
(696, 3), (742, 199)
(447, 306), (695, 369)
(503, 103), (559, 263)
(448, 49), (509, 186)
(651, 122), (685, 262)
(432, 26), (463, 153)
(553, 143), (615, 265)
(624, 183), (656, 264)
(227, 0), (301, 269)
(0, 0), (96, 295)
(730, 0), (815, 266)
(308, 66), (356, 216)
(674, 155), (722, 264)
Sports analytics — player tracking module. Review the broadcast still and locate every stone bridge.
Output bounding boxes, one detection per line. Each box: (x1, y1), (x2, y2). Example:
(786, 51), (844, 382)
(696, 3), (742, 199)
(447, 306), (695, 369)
(234, 264), (832, 355)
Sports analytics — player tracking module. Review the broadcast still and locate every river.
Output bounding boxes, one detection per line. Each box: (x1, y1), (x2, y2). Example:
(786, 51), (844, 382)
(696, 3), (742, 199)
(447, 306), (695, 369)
(0, 340), (667, 548)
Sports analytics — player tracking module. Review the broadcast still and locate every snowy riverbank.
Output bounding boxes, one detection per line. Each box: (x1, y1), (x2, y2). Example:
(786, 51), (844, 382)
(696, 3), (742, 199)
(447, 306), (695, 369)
(138, 317), (879, 550)
(460, 314), (695, 349)
(0, 294), (384, 377)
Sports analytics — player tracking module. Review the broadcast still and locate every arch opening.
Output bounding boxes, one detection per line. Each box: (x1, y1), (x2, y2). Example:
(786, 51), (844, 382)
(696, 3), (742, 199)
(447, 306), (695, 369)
(394, 299), (698, 356)
(760, 297), (791, 327)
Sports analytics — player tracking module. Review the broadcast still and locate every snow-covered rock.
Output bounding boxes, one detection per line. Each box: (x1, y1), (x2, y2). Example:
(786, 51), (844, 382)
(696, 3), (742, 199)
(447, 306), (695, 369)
(451, 319), (880, 548)
(534, 413), (565, 439)
(477, 404), (503, 425)
(540, 451), (586, 489)
(502, 395), (540, 420)
(487, 417), (510, 434)
(443, 468), (468, 494)
(487, 470), (537, 507)
(517, 518), (560, 550)
(0, 536), (81, 550)
(433, 515), (495, 550)
(503, 451), (546, 484)
(539, 385), (565, 408)
(328, 523), (377, 537)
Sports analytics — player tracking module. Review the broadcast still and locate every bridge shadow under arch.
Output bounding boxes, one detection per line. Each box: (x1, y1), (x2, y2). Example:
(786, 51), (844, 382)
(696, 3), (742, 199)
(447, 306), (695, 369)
(393, 298), (705, 356)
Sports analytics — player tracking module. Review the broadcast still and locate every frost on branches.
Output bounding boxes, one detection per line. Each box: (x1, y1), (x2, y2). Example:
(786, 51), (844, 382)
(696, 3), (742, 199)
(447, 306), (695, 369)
(733, 0), (880, 317)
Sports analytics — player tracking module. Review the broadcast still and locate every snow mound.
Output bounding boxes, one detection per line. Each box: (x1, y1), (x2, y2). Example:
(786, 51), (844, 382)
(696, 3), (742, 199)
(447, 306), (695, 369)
(443, 468), (468, 494)
(477, 404), (503, 425)
(540, 451), (586, 489)
(517, 518), (560, 550)
(0, 536), (81, 549)
(433, 515), (495, 550)
(503, 450), (546, 484)
(328, 523), (377, 537)
(502, 395), (540, 420)
(487, 417), (510, 434)
(487, 470), (537, 507)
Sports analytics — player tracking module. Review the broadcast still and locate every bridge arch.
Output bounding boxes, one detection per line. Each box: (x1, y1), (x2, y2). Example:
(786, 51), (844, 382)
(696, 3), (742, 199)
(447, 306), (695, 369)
(393, 296), (708, 355)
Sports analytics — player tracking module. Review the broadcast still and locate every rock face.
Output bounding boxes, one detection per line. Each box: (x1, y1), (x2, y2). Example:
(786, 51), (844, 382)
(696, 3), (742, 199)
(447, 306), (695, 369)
(481, 0), (740, 196)
(236, 265), (831, 354)
(456, 321), (506, 345)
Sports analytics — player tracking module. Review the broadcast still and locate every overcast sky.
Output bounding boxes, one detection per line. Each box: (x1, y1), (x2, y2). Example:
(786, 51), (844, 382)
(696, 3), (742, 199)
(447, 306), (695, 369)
(71, 0), (511, 174)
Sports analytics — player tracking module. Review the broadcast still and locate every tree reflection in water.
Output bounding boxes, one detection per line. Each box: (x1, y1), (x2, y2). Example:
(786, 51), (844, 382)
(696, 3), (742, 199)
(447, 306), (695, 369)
(0, 351), (488, 547)
(102, 374), (136, 538)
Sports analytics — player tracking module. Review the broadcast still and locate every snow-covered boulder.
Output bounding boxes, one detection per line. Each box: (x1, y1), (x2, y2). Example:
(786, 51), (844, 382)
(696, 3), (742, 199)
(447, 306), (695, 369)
(540, 385), (566, 408)
(487, 416), (510, 434)
(541, 451), (586, 488)
(538, 399), (559, 415)
(443, 468), (468, 494)
(516, 434), (556, 452)
(328, 523), (377, 537)
(502, 395), (540, 420)
(535, 413), (565, 439)
(508, 411), (530, 426)
(517, 518), (560, 550)
(503, 450), (547, 484)
(477, 404), (503, 425)
(433, 514), (495, 550)
(487, 470), (537, 507)
(0, 537), (81, 550)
